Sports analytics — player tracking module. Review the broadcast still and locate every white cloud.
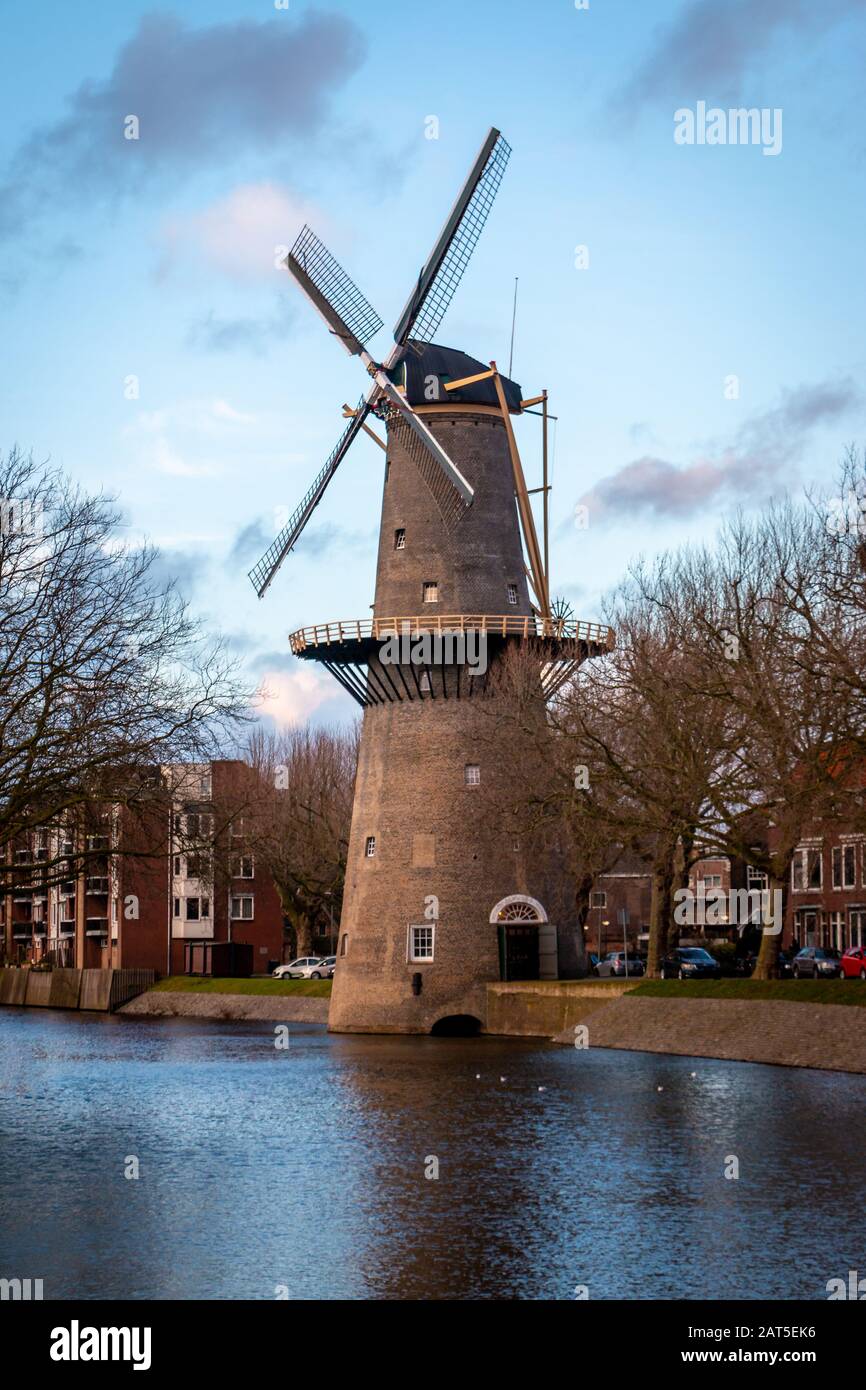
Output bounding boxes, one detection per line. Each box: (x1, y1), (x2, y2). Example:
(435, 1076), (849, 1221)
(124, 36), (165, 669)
(256, 668), (335, 726)
(160, 182), (322, 282)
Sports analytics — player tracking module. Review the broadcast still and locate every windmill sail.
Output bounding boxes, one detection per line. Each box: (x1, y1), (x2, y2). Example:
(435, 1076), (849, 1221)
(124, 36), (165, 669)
(393, 128), (512, 349)
(287, 226), (384, 357)
(373, 373), (473, 528)
(248, 397), (371, 598)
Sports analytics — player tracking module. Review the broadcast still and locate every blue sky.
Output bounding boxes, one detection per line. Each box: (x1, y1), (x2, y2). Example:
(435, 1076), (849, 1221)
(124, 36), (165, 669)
(1, 0), (864, 727)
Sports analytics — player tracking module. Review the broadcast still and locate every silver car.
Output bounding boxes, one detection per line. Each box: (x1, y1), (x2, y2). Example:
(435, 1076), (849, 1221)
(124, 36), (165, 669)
(311, 956), (336, 979)
(595, 951), (645, 979)
(272, 957), (323, 980)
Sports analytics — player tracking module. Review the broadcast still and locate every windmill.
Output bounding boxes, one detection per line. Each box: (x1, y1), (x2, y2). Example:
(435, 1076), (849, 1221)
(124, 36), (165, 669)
(250, 127), (614, 1034)
(249, 128), (511, 600)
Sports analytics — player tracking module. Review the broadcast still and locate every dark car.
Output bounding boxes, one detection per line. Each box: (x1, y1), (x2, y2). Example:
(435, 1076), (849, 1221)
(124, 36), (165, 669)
(735, 950), (794, 978)
(792, 947), (841, 979)
(659, 947), (721, 980)
(595, 951), (645, 979)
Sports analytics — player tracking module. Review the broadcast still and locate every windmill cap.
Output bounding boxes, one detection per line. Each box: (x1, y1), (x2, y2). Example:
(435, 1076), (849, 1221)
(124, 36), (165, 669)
(401, 342), (523, 411)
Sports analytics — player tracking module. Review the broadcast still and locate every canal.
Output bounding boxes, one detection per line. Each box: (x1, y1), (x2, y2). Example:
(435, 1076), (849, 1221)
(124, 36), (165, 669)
(1, 1010), (864, 1300)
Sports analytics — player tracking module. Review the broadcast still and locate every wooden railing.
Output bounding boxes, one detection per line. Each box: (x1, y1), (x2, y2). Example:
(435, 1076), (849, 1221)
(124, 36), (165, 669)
(289, 613), (615, 654)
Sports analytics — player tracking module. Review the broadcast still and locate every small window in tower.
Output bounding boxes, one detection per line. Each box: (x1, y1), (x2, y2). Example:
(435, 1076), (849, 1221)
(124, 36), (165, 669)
(419, 672), (431, 693)
(340, 933), (349, 957)
(394, 528), (406, 550)
(365, 835), (376, 858)
(507, 583), (519, 606)
(423, 582), (439, 603)
(464, 764), (481, 786)
(409, 924), (435, 961)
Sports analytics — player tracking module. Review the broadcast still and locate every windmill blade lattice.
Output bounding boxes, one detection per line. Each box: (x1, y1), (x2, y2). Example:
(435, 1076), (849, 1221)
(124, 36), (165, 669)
(288, 225), (384, 355)
(394, 129), (512, 350)
(248, 396), (371, 598)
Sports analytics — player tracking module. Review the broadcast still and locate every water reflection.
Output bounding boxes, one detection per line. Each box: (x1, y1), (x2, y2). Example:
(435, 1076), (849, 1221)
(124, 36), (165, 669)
(1, 1011), (864, 1300)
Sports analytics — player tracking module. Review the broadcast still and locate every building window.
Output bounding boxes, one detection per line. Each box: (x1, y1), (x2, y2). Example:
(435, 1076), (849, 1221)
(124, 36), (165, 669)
(185, 897), (210, 922)
(422, 582), (439, 603)
(187, 853), (210, 881)
(792, 847), (822, 891)
(464, 764), (481, 786)
(747, 865), (768, 890)
(833, 845), (857, 889)
(173, 897), (181, 917)
(365, 836), (376, 858)
(419, 672), (431, 693)
(230, 896), (254, 920)
(507, 583), (518, 606)
(339, 933), (349, 957)
(701, 874), (722, 889)
(173, 855), (182, 876)
(591, 891), (607, 909)
(232, 855), (254, 879)
(200, 774), (211, 799)
(409, 924), (434, 961)
(394, 528), (406, 550)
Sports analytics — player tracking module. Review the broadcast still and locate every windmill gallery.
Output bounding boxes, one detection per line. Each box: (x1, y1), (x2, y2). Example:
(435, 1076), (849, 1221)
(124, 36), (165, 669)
(249, 129), (614, 1034)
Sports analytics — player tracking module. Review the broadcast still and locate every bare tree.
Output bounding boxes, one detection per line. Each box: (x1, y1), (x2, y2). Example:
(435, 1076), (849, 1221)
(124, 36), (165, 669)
(0, 449), (250, 891)
(244, 723), (359, 957)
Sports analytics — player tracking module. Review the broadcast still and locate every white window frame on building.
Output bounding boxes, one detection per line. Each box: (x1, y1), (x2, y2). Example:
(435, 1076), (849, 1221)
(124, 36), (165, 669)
(506, 583), (519, 606)
(422, 581), (439, 603)
(408, 924), (435, 962)
(230, 895), (254, 921)
(464, 764), (481, 786)
(792, 845), (822, 892)
(185, 896), (210, 922)
(232, 854), (254, 879)
(832, 843), (858, 890)
(365, 836), (376, 858)
(591, 891), (607, 909)
(701, 874), (722, 889)
(394, 528), (406, 550)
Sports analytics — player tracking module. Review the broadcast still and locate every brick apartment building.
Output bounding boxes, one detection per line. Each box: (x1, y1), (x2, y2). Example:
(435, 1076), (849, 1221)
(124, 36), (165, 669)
(783, 830), (866, 952)
(1, 760), (285, 975)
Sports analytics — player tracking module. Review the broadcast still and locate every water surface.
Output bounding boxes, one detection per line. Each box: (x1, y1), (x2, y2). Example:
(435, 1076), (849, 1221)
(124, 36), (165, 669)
(1, 1010), (863, 1299)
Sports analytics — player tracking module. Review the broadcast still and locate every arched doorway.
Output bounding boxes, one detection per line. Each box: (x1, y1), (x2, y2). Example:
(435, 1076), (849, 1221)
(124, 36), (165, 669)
(490, 896), (556, 981)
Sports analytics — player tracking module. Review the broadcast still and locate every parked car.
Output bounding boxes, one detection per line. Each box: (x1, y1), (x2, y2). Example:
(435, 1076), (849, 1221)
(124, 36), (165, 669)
(659, 947), (721, 980)
(311, 956), (336, 979)
(595, 951), (645, 978)
(839, 947), (866, 980)
(791, 947), (841, 979)
(272, 957), (323, 980)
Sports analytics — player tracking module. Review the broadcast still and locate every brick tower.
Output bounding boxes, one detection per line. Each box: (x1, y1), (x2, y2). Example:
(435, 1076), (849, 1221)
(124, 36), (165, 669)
(248, 130), (613, 1033)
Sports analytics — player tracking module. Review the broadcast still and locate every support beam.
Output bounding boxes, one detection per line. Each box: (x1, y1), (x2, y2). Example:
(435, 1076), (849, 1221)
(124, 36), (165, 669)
(342, 403), (387, 452)
(489, 362), (550, 623)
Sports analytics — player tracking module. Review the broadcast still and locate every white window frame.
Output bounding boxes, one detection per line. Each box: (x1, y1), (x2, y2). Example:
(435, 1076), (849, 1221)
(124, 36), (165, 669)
(422, 582), (439, 604)
(408, 924), (435, 962)
(506, 583), (518, 606)
(464, 763), (481, 786)
(591, 891), (607, 909)
(232, 854), (254, 880)
(394, 528), (406, 550)
(365, 836), (376, 858)
(792, 846), (822, 892)
(230, 895), (254, 921)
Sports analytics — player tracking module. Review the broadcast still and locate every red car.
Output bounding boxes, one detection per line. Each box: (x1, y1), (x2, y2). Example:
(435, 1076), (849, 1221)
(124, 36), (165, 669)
(840, 947), (866, 980)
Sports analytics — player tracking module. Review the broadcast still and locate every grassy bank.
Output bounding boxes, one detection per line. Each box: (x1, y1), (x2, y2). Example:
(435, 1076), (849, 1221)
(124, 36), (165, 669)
(151, 976), (332, 999)
(632, 978), (866, 1007)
